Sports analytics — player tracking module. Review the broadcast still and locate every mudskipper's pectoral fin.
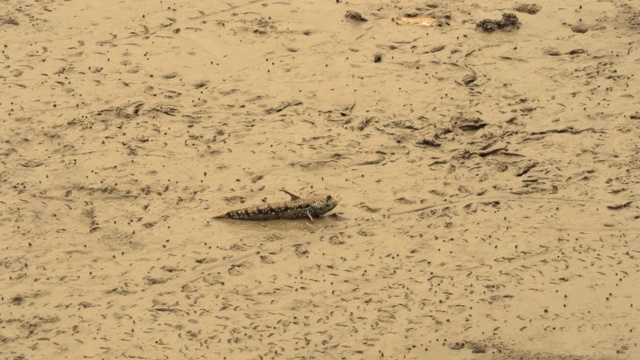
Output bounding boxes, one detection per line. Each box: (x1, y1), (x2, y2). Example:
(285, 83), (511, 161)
(306, 210), (314, 222)
(280, 189), (301, 201)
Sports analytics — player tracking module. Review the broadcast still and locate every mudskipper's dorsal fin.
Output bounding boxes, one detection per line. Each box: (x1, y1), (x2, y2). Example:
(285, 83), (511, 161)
(280, 189), (301, 201)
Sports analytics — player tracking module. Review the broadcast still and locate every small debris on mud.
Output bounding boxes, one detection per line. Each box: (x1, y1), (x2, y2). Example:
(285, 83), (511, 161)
(513, 3), (541, 15)
(394, 15), (439, 26)
(476, 13), (520, 32)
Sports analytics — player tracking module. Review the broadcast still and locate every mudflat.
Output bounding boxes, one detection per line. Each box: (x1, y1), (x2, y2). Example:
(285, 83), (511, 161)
(1, 1), (638, 359)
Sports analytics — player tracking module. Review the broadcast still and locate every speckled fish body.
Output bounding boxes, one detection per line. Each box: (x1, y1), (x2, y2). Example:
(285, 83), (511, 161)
(214, 190), (337, 221)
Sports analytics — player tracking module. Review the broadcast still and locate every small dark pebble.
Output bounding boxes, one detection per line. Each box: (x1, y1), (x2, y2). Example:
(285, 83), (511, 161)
(416, 138), (441, 147)
(345, 10), (367, 22)
(571, 23), (590, 33)
(566, 48), (586, 55)
(10, 296), (24, 305)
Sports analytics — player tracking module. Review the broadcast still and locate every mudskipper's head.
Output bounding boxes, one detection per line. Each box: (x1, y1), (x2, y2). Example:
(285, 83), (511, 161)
(311, 195), (338, 216)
